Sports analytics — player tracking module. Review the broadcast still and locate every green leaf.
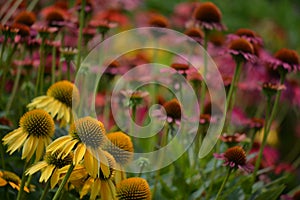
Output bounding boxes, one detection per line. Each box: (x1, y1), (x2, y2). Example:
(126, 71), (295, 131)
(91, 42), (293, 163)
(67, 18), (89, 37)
(254, 185), (285, 200)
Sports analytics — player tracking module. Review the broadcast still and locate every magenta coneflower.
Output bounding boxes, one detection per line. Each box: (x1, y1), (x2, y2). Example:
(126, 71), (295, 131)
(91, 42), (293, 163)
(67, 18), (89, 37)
(148, 14), (169, 28)
(214, 146), (254, 173)
(219, 133), (247, 143)
(228, 38), (256, 63)
(267, 48), (300, 73)
(193, 2), (226, 31)
(14, 11), (36, 27)
(228, 28), (263, 46)
(184, 27), (203, 43)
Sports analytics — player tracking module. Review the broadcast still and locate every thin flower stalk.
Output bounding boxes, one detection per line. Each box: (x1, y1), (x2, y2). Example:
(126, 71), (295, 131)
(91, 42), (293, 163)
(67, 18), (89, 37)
(215, 168), (232, 200)
(16, 161), (30, 200)
(52, 163), (75, 200)
(253, 73), (286, 180)
(76, 0), (86, 72)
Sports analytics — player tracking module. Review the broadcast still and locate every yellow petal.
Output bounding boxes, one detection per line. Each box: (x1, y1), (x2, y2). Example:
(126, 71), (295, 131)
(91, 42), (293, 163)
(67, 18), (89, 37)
(80, 178), (93, 199)
(22, 136), (38, 161)
(98, 149), (110, 179)
(108, 180), (117, 200)
(59, 139), (77, 159)
(50, 169), (59, 189)
(90, 179), (101, 200)
(47, 136), (71, 153)
(73, 143), (86, 165)
(26, 161), (48, 175)
(6, 132), (28, 155)
(2, 128), (23, 144)
(35, 138), (45, 162)
(0, 178), (7, 186)
(40, 165), (55, 182)
(84, 150), (97, 178)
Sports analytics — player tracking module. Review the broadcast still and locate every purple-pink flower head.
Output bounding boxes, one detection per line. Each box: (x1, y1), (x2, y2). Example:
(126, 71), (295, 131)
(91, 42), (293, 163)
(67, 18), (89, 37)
(268, 48), (300, 73)
(214, 146), (254, 173)
(228, 38), (256, 63)
(193, 2), (226, 31)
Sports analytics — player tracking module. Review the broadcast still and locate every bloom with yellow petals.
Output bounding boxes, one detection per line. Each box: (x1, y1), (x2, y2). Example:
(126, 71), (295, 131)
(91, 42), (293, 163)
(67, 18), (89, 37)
(105, 131), (134, 184)
(116, 177), (151, 200)
(46, 116), (109, 178)
(2, 109), (55, 162)
(0, 170), (29, 192)
(26, 150), (73, 188)
(27, 80), (80, 127)
(79, 151), (117, 200)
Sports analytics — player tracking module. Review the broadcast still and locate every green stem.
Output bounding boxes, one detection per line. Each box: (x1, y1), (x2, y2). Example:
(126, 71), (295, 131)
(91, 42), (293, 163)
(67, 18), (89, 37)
(200, 30), (208, 114)
(0, 142), (6, 169)
(39, 180), (51, 200)
(215, 168), (232, 200)
(224, 61), (242, 132)
(205, 140), (220, 200)
(67, 61), (71, 81)
(0, 36), (7, 62)
(5, 64), (23, 114)
(16, 161), (30, 200)
(35, 38), (45, 96)
(253, 73), (285, 180)
(51, 45), (56, 84)
(152, 123), (172, 195)
(193, 126), (203, 168)
(76, 0), (86, 72)
(52, 163), (74, 200)
(0, 43), (17, 101)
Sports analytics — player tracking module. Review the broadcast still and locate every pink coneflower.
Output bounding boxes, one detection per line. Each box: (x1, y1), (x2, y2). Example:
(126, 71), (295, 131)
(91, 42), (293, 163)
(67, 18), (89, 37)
(184, 27), (203, 44)
(148, 14), (169, 28)
(214, 146), (254, 173)
(228, 28), (263, 45)
(193, 2), (226, 31)
(163, 99), (182, 123)
(14, 11), (36, 27)
(219, 133), (247, 143)
(262, 82), (286, 97)
(267, 48), (300, 73)
(228, 38), (256, 63)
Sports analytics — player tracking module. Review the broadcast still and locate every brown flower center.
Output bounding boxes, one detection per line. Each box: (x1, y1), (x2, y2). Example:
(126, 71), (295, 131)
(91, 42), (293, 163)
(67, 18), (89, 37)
(106, 132), (134, 165)
(149, 15), (169, 28)
(224, 146), (246, 166)
(185, 28), (204, 40)
(274, 48), (299, 65)
(171, 63), (190, 71)
(163, 99), (181, 120)
(14, 11), (36, 27)
(194, 2), (222, 23)
(20, 109), (55, 138)
(235, 28), (256, 38)
(45, 151), (73, 168)
(69, 117), (107, 149)
(229, 38), (254, 54)
(116, 177), (151, 200)
(47, 80), (80, 108)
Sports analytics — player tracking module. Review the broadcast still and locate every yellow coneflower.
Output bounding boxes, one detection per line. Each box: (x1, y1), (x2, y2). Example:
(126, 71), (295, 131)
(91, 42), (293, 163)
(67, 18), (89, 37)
(79, 151), (117, 200)
(46, 116), (109, 178)
(26, 150), (73, 188)
(0, 170), (29, 192)
(105, 131), (134, 184)
(2, 109), (55, 162)
(27, 80), (80, 127)
(116, 177), (151, 200)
